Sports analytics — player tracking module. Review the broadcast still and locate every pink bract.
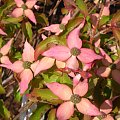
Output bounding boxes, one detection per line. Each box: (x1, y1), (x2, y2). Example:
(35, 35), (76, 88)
(0, 38), (13, 65)
(46, 82), (101, 119)
(1, 41), (53, 94)
(43, 21), (102, 70)
(43, 12), (71, 35)
(8, 41), (38, 93)
(12, 0), (37, 24)
(0, 28), (7, 36)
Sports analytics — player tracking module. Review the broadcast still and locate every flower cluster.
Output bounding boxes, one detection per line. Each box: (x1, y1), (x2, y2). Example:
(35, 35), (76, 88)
(0, 0), (120, 119)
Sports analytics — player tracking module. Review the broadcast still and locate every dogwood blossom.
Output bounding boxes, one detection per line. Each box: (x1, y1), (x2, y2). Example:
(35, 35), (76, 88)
(0, 38), (13, 65)
(43, 12), (71, 35)
(1, 41), (55, 94)
(46, 82), (101, 120)
(12, 0), (37, 24)
(7, 41), (39, 93)
(42, 21), (102, 70)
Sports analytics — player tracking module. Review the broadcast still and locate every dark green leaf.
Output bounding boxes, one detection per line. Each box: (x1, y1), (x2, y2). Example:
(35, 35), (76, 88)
(0, 84), (5, 94)
(31, 88), (62, 105)
(30, 103), (51, 120)
(99, 16), (110, 28)
(59, 73), (72, 85)
(35, 35), (60, 60)
(48, 109), (56, 120)
(75, 0), (88, 17)
(0, 100), (10, 119)
(0, 0), (15, 18)
(26, 22), (33, 40)
(2, 17), (23, 24)
(36, 13), (48, 26)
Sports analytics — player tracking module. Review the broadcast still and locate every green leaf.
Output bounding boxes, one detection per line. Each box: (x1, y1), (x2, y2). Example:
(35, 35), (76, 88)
(75, 0), (88, 17)
(30, 103), (51, 120)
(48, 109), (56, 120)
(0, 0), (15, 18)
(59, 17), (84, 43)
(42, 73), (59, 83)
(14, 91), (21, 103)
(14, 52), (22, 60)
(34, 35), (60, 60)
(36, 13), (48, 26)
(0, 100), (10, 119)
(31, 88), (62, 105)
(26, 22), (33, 40)
(2, 17), (23, 24)
(70, 116), (79, 120)
(99, 16), (110, 28)
(59, 73), (72, 85)
(0, 84), (5, 94)
(0, 37), (3, 47)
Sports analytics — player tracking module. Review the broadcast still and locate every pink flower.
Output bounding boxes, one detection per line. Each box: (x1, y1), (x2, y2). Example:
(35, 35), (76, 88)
(91, 99), (114, 120)
(63, 0), (76, 11)
(34, 57), (55, 76)
(95, 39), (112, 78)
(43, 21), (102, 70)
(101, 0), (110, 16)
(97, 66), (111, 78)
(93, 0), (110, 16)
(46, 82), (101, 120)
(0, 38), (13, 65)
(43, 12), (71, 35)
(0, 28), (7, 36)
(12, 0), (37, 24)
(7, 41), (39, 93)
(100, 99), (112, 115)
(1, 41), (55, 94)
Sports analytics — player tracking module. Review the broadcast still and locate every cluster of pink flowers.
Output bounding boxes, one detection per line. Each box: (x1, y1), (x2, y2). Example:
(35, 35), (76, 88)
(0, 0), (119, 119)
(0, 22), (113, 120)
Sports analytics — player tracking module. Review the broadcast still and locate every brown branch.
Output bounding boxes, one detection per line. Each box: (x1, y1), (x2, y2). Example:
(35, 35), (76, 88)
(90, 4), (104, 44)
(49, 0), (62, 16)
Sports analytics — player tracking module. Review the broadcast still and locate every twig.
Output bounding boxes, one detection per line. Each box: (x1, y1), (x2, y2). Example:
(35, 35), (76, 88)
(94, 27), (112, 39)
(13, 101), (34, 120)
(71, 8), (80, 20)
(2, 74), (13, 86)
(49, 0), (62, 16)
(90, 4), (104, 43)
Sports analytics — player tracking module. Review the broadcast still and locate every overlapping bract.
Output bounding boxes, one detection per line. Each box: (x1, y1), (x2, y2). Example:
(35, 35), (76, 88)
(46, 82), (101, 120)
(42, 21), (102, 70)
(12, 0), (37, 24)
(0, 41), (54, 94)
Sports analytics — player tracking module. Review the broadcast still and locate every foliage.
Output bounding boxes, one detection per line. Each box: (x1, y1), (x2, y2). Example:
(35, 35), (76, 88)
(0, 0), (120, 119)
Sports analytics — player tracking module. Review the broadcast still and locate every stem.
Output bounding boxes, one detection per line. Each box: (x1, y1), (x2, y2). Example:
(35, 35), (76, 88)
(90, 4), (104, 44)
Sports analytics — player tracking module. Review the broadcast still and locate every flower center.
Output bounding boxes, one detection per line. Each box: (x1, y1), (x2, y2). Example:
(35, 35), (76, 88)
(70, 94), (81, 104)
(23, 61), (32, 69)
(59, 24), (65, 30)
(21, 4), (28, 10)
(70, 47), (80, 56)
(97, 112), (107, 119)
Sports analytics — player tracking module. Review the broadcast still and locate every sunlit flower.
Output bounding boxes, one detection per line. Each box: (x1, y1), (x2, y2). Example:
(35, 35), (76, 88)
(43, 21), (102, 70)
(0, 38), (13, 65)
(46, 82), (101, 120)
(43, 12), (71, 35)
(12, 0), (37, 24)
